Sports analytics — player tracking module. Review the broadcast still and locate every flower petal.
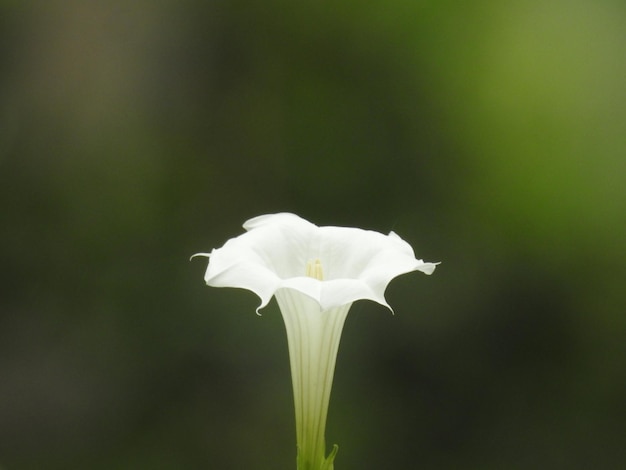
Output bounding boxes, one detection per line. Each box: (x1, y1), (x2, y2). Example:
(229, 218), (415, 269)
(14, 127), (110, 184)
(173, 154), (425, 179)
(243, 212), (316, 232)
(194, 212), (438, 312)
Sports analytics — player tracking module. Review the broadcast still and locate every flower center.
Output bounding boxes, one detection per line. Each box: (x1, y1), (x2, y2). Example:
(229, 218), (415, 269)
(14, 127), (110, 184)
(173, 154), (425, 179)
(305, 259), (324, 280)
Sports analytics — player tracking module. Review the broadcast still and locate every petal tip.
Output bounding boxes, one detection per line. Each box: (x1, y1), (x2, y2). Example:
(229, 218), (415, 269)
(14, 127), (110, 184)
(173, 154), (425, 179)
(190, 252), (211, 262)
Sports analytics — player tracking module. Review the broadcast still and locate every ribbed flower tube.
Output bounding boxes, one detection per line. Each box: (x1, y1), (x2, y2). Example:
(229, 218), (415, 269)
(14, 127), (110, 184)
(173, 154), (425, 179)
(275, 288), (350, 470)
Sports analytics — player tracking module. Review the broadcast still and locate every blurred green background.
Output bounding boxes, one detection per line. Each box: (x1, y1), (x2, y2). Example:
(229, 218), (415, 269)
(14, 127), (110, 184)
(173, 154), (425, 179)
(1, 1), (625, 468)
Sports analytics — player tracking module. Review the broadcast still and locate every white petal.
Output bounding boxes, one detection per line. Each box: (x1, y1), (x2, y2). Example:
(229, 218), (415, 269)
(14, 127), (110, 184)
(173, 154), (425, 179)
(205, 259), (280, 311)
(196, 213), (438, 312)
(243, 212), (316, 232)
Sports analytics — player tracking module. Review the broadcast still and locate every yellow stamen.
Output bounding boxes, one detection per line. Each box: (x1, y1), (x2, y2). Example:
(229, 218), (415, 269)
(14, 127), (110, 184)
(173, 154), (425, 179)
(305, 259), (324, 280)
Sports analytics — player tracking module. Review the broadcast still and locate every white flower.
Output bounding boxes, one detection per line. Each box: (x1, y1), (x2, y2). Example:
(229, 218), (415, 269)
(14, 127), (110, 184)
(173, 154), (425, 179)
(193, 213), (438, 469)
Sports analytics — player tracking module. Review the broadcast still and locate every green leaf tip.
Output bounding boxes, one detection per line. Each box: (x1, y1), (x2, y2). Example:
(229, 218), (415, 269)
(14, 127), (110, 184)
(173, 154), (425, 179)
(296, 444), (339, 470)
(320, 444), (339, 470)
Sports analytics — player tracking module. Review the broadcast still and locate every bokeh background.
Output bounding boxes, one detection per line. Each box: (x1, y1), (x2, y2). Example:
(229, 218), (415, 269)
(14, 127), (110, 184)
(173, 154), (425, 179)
(1, 1), (625, 468)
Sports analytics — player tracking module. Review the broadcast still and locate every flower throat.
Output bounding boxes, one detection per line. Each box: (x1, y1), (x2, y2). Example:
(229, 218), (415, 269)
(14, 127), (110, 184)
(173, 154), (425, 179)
(306, 259), (324, 280)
